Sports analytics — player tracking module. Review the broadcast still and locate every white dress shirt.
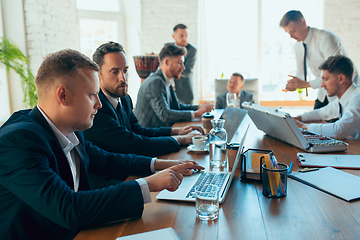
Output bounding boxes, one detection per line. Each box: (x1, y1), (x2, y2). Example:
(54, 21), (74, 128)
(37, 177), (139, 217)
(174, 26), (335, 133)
(37, 106), (81, 192)
(295, 27), (359, 102)
(300, 84), (360, 139)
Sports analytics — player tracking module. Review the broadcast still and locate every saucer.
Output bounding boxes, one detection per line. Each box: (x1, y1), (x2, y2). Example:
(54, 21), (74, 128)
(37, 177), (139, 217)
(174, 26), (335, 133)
(187, 144), (209, 152)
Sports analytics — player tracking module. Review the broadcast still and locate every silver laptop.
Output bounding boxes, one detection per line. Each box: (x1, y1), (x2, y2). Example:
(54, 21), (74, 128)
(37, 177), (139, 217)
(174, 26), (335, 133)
(242, 102), (348, 153)
(156, 125), (249, 204)
(220, 106), (248, 144)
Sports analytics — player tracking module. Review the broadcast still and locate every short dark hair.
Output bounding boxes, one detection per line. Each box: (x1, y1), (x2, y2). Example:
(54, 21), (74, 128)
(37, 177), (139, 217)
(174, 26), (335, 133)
(35, 49), (99, 99)
(159, 44), (187, 63)
(319, 55), (354, 81)
(279, 10), (304, 27)
(232, 72), (244, 81)
(93, 41), (125, 69)
(173, 23), (187, 32)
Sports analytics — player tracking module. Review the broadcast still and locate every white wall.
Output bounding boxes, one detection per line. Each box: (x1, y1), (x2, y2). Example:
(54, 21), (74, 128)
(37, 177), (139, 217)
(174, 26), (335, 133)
(24, 0), (80, 75)
(122, 0), (200, 103)
(324, 0), (360, 69)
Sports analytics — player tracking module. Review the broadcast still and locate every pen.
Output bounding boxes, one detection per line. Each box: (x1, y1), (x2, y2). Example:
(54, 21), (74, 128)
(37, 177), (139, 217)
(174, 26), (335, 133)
(299, 167), (319, 173)
(288, 162), (293, 173)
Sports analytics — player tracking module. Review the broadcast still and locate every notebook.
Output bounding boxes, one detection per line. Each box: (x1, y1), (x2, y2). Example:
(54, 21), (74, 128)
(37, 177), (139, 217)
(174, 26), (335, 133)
(242, 102), (348, 153)
(116, 227), (180, 240)
(220, 106), (248, 143)
(156, 125), (249, 204)
(289, 167), (360, 202)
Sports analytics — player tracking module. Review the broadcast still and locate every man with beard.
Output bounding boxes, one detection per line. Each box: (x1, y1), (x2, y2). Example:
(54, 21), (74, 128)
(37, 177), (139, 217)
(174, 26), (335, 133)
(134, 44), (213, 128)
(84, 42), (204, 188)
(293, 55), (360, 140)
(165, 23), (197, 104)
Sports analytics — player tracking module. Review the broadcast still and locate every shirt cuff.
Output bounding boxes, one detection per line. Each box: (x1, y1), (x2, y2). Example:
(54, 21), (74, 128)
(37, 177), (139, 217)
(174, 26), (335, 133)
(150, 157), (157, 173)
(191, 111), (195, 120)
(171, 136), (180, 144)
(135, 178), (152, 204)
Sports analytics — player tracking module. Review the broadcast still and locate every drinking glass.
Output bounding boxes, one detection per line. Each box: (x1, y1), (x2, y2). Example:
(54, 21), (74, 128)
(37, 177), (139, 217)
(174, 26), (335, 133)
(226, 92), (237, 107)
(195, 185), (219, 220)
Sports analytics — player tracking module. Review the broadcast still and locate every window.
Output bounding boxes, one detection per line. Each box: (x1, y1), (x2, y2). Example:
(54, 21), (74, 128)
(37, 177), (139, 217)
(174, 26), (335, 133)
(200, 0), (324, 102)
(0, 4), (11, 122)
(76, 0), (124, 58)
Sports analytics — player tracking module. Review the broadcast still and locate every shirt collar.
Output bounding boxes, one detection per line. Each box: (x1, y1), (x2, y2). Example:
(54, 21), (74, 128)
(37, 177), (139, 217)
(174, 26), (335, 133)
(303, 27), (313, 45)
(102, 89), (120, 110)
(339, 83), (357, 107)
(36, 105), (79, 155)
(162, 70), (173, 88)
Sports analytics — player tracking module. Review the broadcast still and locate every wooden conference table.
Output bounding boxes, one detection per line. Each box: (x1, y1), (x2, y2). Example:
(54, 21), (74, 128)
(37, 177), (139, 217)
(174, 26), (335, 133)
(75, 110), (360, 240)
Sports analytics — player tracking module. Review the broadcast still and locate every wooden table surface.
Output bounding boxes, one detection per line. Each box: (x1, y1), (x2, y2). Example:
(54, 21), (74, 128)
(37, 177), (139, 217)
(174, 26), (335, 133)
(75, 111), (360, 240)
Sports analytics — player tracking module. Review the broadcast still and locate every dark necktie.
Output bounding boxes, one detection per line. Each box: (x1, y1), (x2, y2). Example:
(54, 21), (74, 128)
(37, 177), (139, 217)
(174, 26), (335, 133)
(303, 43), (308, 97)
(116, 102), (124, 125)
(339, 102), (343, 119)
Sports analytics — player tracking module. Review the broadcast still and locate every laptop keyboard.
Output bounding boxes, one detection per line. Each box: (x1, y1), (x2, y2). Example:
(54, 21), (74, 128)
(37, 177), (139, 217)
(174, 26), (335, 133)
(185, 172), (228, 199)
(300, 129), (347, 147)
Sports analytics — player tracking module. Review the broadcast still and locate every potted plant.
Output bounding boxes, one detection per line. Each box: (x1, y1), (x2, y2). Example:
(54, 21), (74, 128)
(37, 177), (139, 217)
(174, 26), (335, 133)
(0, 37), (37, 108)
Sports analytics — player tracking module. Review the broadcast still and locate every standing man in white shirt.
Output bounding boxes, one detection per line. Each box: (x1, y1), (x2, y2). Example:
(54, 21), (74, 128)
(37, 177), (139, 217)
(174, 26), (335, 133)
(293, 55), (360, 140)
(280, 10), (358, 109)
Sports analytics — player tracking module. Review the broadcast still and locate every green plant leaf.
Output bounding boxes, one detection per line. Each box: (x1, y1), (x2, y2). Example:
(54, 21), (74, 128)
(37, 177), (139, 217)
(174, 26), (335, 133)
(0, 37), (37, 108)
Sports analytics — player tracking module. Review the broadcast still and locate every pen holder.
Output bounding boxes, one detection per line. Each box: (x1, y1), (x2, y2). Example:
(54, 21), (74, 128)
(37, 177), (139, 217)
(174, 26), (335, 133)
(240, 149), (273, 181)
(262, 163), (288, 198)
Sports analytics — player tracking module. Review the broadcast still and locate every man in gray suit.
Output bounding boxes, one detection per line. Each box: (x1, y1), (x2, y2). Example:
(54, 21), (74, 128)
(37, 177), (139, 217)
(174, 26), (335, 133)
(135, 44), (213, 128)
(216, 72), (255, 109)
(165, 24), (196, 104)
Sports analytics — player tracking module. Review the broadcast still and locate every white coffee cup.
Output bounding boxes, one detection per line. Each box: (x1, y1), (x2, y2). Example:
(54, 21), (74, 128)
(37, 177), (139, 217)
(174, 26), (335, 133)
(192, 136), (208, 150)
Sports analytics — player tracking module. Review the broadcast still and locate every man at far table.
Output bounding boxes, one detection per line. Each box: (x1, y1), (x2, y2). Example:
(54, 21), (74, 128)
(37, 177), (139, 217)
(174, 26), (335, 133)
(293, 55), (360, 140)
(135, 44), (213, 128)
(215, 72), (254, 109)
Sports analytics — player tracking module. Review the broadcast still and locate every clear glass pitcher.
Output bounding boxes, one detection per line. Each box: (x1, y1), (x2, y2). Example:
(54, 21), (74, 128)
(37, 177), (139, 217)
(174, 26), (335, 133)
(209, 119), (227, 167)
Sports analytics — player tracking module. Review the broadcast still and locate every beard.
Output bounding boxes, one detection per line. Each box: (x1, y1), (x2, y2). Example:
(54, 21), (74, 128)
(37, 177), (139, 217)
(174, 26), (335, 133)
(106, 84), (128, 98)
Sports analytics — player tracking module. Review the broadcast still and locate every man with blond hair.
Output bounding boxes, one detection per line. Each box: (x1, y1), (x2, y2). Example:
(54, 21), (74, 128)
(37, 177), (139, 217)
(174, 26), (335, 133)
(0, 49), (203, 239)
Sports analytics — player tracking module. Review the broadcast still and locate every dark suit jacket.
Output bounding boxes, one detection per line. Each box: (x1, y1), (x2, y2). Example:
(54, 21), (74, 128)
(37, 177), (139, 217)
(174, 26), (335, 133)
(0, 107), (153, 240)
(215, 91), (255, 109)
(134, 68), (198, 128)
(165, 42), (197, 104)
(84, 90), (180, 156)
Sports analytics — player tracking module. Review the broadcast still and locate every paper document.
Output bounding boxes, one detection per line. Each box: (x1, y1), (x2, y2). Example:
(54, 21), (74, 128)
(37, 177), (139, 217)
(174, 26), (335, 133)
(116, 227), (181, 240)
(289, 167), (360, 202)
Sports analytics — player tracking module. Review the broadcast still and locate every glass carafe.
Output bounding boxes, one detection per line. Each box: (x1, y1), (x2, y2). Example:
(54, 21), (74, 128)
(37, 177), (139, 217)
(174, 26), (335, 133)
(209, 119), (227, 167)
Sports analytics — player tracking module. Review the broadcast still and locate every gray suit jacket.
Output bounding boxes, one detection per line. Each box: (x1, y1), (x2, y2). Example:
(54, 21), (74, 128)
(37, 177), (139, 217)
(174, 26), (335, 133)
(215, 91), (255, 109)
(134, 68), (198, 128)
(165, 42), (197, 104)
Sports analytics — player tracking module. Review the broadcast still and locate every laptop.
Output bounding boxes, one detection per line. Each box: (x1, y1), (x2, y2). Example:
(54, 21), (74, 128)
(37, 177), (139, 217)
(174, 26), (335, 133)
(242, 102), (348, 153)
(156, 125), (249, 204)
(220, 106), (248, 144)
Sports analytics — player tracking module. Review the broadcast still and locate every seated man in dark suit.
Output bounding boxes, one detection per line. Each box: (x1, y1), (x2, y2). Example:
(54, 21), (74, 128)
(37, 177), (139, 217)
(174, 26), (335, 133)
(84, 42), (202, 157)
(134, 44), (214, 128)
(215, 72), (255, 109)
(0, 49), (203, 240)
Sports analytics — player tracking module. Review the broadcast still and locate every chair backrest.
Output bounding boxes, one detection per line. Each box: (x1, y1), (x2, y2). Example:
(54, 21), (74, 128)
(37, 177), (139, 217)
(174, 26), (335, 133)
(214, 78), (259, 104)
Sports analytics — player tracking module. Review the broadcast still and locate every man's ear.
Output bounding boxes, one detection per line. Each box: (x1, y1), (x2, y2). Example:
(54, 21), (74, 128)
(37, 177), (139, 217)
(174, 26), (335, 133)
(172, 34), (176, 40)
(338, 73), (347, 84)
(56, 86), (68, 106)
(301, 19), (307, 27)
(164, 57), (170, 67)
